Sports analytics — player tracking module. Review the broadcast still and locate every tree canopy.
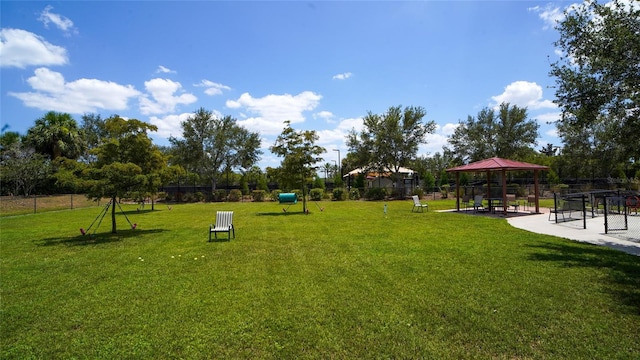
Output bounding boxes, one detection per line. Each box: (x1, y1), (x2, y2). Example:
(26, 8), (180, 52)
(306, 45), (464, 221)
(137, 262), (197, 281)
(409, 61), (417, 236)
(346, 105), (435, 195)
(169, 107), (262, 190)
(271, 121), (325, 213)
(447, 103), (539, 163)
(86, 116), (165, 233)
(550, 0), (640, 178)
(24, 111), (85, 160)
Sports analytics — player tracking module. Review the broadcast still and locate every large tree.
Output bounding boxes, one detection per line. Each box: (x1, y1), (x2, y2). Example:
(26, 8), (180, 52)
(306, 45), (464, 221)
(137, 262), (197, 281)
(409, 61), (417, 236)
(24, 111), (85, 160)
(550, 0), (640, 178)
(271, 121), (325, 213)
(447, 103), (539, 163)
(169, 107), (262, 191)
(0, 142), (50, 197)
(79, 113), (107, 163)
(86, 116), (165, 233)
(347, 105), (435, 196)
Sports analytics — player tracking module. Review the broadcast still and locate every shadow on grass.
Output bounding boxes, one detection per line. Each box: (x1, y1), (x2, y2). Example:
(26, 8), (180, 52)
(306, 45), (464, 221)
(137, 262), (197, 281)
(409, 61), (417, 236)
(528, 241), (640, 314)
(35, 228), (168, 247)
(256, 211), (311, 216)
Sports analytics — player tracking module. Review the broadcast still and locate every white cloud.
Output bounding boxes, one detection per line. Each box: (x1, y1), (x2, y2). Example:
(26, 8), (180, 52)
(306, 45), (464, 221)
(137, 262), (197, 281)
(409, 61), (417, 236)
(8, 67), (140, 113)
(316, 117), (362, 146)
(419, 133), (449, 156)
(227, 91), (322, 135)
(149, 109), (224, 139)
(0, 28), (68, 68)
(314, 111), (334, 121)
(491, 81), (557, 110)
(440, 122), (459, 136)
(156, 65), (176, 74)
(535, 111), (561, 125)
(195, 80), (231, 96)
(545, 128), (559, 138)
(149, 112), (191, 139)
(332, 72), (353, 80)
(38, 5), (77, 34)
(528, 4), (565, 30)
(139, 78), (197, 115)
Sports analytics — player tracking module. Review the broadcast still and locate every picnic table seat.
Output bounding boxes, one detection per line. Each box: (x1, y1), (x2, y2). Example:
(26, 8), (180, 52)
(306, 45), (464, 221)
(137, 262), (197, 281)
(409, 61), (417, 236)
(209, 211), (235, 241)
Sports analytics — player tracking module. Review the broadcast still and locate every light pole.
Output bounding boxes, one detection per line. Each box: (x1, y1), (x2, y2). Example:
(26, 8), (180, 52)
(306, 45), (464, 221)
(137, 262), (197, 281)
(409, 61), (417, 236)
(333, 149), (341, 178)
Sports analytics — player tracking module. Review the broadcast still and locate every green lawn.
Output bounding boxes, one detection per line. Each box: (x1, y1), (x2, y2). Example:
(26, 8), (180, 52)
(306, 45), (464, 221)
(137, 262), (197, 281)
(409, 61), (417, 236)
(1, 200), (639, 359)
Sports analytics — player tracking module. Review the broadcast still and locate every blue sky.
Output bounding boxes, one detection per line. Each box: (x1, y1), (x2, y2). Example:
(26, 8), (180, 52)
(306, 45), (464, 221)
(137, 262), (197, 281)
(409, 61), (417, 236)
(1, 1), (571, 169)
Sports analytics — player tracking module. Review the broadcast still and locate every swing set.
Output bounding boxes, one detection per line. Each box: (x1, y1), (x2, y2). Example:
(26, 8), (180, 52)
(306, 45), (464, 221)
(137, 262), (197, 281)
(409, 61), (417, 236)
(80, 199), (137, 237)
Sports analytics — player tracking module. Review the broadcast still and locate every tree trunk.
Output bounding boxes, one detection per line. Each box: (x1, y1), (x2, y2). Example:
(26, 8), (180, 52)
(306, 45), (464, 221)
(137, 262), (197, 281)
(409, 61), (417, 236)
(111, 196), (117, 234)
(301, 172), (307, 214)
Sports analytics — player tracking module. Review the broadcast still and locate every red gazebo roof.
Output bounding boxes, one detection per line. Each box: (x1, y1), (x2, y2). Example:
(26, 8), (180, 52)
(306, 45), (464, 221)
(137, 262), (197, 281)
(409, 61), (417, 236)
(446, 157), (549, 173)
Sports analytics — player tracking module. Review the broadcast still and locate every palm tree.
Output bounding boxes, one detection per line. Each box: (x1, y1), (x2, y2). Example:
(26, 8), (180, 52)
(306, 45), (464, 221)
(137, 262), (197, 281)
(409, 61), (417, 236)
(24, 112), (85, 160)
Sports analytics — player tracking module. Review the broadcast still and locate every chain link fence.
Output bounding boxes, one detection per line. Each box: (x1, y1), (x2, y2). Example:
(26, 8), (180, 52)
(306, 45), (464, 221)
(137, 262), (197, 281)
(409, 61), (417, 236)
(0, 194), (104, 216)
(603, 195), (640, 242)
(549, 191), (639, 242)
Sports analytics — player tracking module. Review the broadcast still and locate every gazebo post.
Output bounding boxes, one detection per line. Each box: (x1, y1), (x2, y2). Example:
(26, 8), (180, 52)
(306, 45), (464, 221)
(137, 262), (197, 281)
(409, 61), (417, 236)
(501, 169), (507, 216)
(455, 172), (460, 211)
(534, 169), (541, 213)
(486, 171), (491, 210)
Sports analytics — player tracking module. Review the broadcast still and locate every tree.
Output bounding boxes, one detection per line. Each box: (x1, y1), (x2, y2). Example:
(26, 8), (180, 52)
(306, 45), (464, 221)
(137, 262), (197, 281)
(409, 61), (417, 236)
(271, 121), (326, 213)
(539, 143), (557, 157)
(24, 111), (85, 160)
(0, 130), (22, 153)
(86, 116), (165, 233)
(0, 142), (50, 197)
(347, 105), (435, 197)
(447, 103), (539, 163)
(79, 113), (107, 162)
(550, 0), (640, 178)
(169, 107), (262, 191)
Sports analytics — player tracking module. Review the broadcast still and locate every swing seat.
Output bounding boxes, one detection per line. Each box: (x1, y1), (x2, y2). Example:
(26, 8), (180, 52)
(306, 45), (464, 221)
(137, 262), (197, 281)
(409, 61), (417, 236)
(209, 211), (235, 241)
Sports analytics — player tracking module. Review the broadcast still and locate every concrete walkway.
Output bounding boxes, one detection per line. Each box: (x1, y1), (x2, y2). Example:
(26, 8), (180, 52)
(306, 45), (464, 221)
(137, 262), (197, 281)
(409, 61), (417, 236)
(505, 208), (640, 256)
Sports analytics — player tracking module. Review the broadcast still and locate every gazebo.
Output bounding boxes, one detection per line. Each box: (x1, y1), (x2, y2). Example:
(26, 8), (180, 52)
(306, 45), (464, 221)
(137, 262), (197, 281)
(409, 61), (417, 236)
(446, 157), (549, 215)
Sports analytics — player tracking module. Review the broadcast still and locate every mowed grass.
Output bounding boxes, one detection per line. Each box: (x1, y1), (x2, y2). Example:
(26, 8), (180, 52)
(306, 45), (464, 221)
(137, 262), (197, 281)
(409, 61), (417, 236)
(1, 200), (639, 359)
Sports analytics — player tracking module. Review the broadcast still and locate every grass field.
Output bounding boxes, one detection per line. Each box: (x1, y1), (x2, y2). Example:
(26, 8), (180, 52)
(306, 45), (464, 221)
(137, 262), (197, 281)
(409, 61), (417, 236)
(0, 194), (106, 216)
(1, 199), (639, 359)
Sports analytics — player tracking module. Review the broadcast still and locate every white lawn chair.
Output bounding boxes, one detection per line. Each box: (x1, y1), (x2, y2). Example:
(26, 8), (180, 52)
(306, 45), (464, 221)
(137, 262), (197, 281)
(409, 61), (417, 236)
(473, 195), (485, 212)
(209, 211), (235, 241)
(411, 195), (429, 212)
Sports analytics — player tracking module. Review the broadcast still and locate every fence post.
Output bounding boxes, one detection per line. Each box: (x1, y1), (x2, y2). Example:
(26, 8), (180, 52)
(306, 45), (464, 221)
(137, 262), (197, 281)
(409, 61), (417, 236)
(582, 194), (586, 229)
(553, 192), (558, 223)
(33, 195), (37, 214)
(604, 195), (609, 234)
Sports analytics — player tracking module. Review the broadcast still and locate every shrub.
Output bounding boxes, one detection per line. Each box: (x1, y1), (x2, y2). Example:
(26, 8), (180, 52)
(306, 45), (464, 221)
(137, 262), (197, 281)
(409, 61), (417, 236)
(291, 189), (303, 199)
(212, 190), (227, 202)
(310, 188), (324, 201)
(349, 188), (361, 200)
(228, 189), (242, 202)
(507, 183), (525, 197)
(193, 191), (205, 202)
(182, 192), (195, 203)
(412, 188), (424, 198)
(332, 187), (347, 201)
(365, 187), (386, 200)
(251, 190), (266, 202)
(158, 192), (170, 202)
(440, 184), (450, 199)
(270, 189), (282, 202)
